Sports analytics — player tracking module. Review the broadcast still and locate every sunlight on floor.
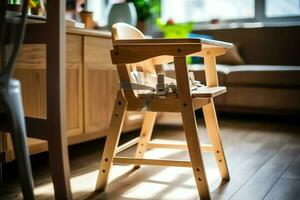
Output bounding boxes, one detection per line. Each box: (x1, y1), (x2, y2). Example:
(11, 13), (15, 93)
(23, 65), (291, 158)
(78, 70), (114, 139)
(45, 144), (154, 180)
(122, 182), (169, 199)
(33, 147), (222, 199)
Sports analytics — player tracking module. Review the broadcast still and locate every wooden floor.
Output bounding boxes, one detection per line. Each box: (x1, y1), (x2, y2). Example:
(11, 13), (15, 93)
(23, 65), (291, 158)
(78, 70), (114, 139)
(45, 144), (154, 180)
(0, 113), (300, 200)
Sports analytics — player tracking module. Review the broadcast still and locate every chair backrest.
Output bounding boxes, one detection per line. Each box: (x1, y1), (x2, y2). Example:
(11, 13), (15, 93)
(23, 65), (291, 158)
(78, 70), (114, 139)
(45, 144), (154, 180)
(112, 22), (144, 40)
(111, 23), (158, 105)
(111, 22), (156, 74)
(0, 0), (28, 84)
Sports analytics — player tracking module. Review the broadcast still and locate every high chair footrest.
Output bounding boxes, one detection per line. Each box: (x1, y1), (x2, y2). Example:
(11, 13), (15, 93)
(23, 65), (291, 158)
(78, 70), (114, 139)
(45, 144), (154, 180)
(113, 157), (192, 167)
(147, 142), (213, 152)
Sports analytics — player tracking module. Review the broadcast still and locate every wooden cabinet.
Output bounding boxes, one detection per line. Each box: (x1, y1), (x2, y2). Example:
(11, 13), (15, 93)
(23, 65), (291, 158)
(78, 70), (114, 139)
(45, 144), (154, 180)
(83, 36), (119, 134)
(1, 29), (144, 162)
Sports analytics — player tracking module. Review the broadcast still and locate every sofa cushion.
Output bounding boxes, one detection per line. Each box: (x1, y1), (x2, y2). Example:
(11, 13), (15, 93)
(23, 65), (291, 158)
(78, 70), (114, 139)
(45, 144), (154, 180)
(226, 65), (300, 87)
(225, 87), (300, 111)
(216, 45), (245, 65)
(191, 64), (300, 88)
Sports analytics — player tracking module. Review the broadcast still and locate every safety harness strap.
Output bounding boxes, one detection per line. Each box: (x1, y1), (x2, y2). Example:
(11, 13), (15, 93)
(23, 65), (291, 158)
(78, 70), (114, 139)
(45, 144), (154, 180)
(119, 72), (203, 110)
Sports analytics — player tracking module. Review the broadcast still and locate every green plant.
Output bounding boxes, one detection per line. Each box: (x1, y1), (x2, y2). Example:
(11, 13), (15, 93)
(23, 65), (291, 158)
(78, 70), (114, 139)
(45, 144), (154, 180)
(30, 0), (40, 7)
(128, 0), (160, 21)
(9, 0), (40, 7)
(156, 18), (194, 38)
(9, 0), (21, 4)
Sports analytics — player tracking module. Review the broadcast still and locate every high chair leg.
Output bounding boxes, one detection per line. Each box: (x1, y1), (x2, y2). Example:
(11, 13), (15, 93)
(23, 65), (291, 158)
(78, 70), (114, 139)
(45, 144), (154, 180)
(174, 56), (211, 200)
(203, 100), (230, 181)
(95, 91), (128, 192)
(134, 112), (157, 168)
(180, 104), (211, 200)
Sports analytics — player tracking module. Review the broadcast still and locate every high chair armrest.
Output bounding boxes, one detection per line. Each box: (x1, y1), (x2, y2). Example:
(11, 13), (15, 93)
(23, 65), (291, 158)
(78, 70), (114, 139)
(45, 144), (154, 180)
(113, 38), (202, 45)
(111, 38), (233, 65)
(113, 38), (233, 48)
(111, 43), (201, 65)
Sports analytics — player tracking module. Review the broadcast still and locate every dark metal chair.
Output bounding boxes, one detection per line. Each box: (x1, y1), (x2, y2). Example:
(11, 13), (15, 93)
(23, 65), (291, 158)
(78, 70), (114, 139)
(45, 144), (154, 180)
(0, 0), (35, 199)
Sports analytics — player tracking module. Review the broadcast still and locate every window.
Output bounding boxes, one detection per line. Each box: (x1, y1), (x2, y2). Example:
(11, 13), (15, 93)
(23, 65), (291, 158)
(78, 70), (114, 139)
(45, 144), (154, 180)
(160, 0), (300, 23)
(266, 0), (300, 18)
(161, 0), (255, 23)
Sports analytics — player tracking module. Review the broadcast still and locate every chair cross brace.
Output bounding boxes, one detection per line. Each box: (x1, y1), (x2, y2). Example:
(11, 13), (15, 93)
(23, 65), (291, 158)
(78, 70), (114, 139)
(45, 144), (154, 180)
(114, 138), (214, 168)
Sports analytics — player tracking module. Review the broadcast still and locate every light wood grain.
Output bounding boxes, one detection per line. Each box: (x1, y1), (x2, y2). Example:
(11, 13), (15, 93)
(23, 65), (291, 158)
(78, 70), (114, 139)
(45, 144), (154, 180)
(66, 34), (82, 63)
(134, 112), (157, 168)
(110, 44), (202, 65)
(203, 100), (230, 181)
(15, 44), (46, 69)
(66, 64), (83, 137)
(113, 156), (192, 167)
(95, 90), (128, 191)
(2, 31), (145, 164)
(84, 36), (113, 67)
(116, 137), (140, 154)
(147, 142), (213, 152)
(83, 36), (143, 134)
(174, 56), (211, 200)
(67, 28), (111, 38)
(14, 68), (47, 119)
(83, 68), (119, 133)
(5, 136), (47, 162)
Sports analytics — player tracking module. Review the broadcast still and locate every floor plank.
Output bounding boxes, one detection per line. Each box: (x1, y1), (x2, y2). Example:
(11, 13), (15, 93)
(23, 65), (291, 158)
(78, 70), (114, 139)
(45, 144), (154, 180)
(211, 135), (287, 200)
(230, 145), (300, 200)
(264, 178), (300, 200)
(282, 154), (300, 180)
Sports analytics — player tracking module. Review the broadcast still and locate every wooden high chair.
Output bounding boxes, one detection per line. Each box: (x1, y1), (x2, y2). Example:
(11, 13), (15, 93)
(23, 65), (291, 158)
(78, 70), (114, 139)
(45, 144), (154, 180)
(95, 23), (232, 200)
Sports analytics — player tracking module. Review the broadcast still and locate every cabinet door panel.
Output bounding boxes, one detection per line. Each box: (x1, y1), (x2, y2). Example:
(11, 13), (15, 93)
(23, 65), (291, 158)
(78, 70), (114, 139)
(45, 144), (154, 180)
(84, 36), (118, 134)
(65, 34), (84, 136)
(84, 67), (119, 134)
(84, 36), (144, 135)
(14, 68), (47, 119)
(66, 64), (83, 136)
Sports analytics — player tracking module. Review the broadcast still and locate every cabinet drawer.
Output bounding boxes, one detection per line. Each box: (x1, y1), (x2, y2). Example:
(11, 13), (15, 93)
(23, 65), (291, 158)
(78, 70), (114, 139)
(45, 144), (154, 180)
(84, 36), (113, 68)
(66, 34), (82, 63)
(15, 44), (46, 69)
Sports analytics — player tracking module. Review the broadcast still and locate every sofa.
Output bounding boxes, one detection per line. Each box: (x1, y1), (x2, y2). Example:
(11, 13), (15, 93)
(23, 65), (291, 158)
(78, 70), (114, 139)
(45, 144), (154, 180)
(165, 25), (300, 116)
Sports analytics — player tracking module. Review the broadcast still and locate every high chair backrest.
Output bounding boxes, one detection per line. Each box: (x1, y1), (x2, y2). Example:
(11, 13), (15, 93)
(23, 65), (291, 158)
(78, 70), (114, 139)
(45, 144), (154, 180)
(111, 23), (156, 74)
(111, 23), (157, 107)
(112, 22), (143, 40)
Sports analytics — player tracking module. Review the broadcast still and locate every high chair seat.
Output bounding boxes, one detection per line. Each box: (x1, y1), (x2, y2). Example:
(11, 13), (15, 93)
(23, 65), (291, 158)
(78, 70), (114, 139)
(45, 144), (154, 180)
(126, 71), (226, 99)
(137, 86), (226, 99)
